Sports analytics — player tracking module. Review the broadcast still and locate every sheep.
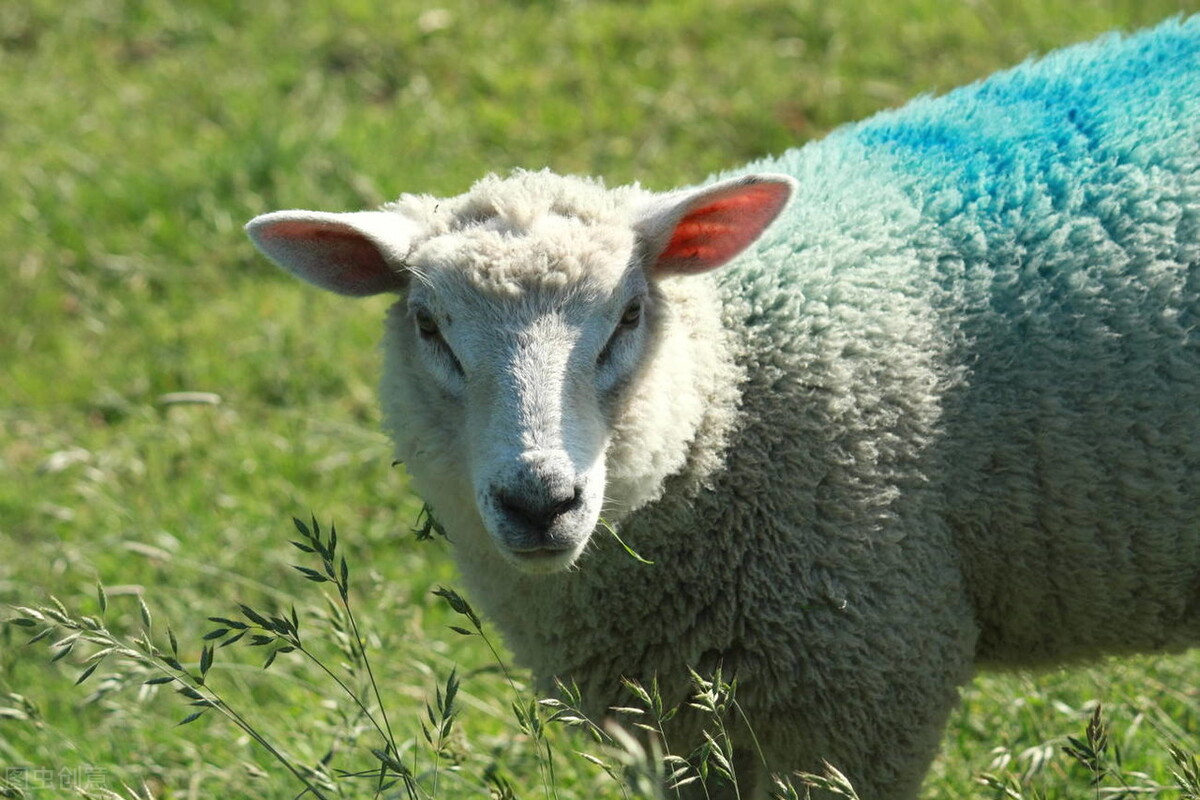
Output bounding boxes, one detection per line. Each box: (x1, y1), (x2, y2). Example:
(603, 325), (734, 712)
(245, 17), (1200, 799)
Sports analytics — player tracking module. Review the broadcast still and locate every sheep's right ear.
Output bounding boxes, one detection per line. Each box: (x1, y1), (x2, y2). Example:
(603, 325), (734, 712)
(245, 210), (418, 297)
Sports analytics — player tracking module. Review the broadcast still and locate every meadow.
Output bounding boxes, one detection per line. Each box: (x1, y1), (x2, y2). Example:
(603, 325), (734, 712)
(2, 0), (1200, 797)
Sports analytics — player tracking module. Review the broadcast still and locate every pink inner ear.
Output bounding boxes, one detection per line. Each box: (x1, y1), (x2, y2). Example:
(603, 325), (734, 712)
(658, 183), (790, 274)
(259, 220), (400, 296)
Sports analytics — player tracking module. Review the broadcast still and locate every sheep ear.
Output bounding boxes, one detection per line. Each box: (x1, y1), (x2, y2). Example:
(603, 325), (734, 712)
(636, 174), (795, 276)
(245, 210), (418, 297)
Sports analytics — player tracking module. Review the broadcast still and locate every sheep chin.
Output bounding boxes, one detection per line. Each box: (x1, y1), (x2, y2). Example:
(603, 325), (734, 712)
(499, 543), (587, 575)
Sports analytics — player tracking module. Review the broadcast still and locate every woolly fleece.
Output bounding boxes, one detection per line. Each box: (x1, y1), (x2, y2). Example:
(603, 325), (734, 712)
(433, 19), (1200, 799)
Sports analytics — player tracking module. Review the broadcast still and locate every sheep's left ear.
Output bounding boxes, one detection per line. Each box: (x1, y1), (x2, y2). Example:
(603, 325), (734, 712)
(635, 174), (795, 276)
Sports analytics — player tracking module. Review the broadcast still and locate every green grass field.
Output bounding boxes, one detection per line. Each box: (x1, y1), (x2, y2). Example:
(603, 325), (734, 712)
(3, 1), (1200, 797)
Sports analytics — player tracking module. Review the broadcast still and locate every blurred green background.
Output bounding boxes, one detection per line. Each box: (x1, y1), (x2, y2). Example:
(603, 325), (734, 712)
(2, 1), (1199, 797)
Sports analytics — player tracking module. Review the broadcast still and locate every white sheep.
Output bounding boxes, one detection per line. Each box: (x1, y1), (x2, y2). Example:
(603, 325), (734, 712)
(245, 18), (1200, 799)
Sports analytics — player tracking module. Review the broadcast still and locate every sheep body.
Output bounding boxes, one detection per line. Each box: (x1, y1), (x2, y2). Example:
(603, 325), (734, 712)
(247, 18), (1200, 799)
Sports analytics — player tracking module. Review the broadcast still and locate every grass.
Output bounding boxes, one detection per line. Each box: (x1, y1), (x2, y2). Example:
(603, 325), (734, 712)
(2, 0), (1200, 797)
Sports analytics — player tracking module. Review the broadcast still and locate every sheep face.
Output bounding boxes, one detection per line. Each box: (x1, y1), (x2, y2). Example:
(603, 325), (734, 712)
(246, 170), (794, 574)
(391, 222), (650, 573)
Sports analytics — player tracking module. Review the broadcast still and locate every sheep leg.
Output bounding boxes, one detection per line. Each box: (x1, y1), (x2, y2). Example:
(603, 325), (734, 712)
(752, 541), (979, 800)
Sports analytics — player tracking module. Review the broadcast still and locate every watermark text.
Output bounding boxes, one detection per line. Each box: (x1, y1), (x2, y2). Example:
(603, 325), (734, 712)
(4, 765), (109, 792)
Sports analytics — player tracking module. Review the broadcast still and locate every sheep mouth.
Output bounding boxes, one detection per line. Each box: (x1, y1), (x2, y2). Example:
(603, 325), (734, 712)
(503, 543), (584, 574)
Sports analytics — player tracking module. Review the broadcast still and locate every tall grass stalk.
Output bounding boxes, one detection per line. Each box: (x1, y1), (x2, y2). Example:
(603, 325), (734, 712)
(6, 513), (1199, 799)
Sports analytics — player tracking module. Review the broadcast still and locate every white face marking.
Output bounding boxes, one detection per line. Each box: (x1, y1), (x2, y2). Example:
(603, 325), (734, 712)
(398, 229), (651, 573)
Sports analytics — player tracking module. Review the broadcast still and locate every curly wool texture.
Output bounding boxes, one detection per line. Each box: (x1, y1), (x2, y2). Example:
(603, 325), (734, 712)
(443, 19), (1200, 800)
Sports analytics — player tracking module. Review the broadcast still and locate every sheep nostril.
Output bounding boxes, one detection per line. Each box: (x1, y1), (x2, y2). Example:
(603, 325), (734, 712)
(552, 486), (583, 518)
(497, 486), (583, 532)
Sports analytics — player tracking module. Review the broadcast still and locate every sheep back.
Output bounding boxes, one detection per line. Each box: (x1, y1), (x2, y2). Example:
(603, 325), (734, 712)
(676, 9), (1200, 686)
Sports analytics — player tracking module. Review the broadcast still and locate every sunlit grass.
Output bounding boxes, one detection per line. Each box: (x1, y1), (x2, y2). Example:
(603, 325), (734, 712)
(3, 1), (1199, 797)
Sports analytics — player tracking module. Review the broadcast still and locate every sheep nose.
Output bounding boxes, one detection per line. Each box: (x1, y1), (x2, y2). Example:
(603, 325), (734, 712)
(495, 485), (583, 535)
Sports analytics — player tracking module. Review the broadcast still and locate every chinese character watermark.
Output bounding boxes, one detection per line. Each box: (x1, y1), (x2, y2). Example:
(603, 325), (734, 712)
(3, 765), (109, 792)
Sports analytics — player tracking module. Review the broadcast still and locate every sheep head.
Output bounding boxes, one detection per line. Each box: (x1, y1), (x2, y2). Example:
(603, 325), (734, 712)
(246, 171), (793, 574)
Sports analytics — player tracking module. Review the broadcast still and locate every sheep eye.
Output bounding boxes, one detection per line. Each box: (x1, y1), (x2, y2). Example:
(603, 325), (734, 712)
(412, 307), (465, 378)
(619, 299), (643, 329)
(598, 298), (645, 368)
(414, 309), (440, 338)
